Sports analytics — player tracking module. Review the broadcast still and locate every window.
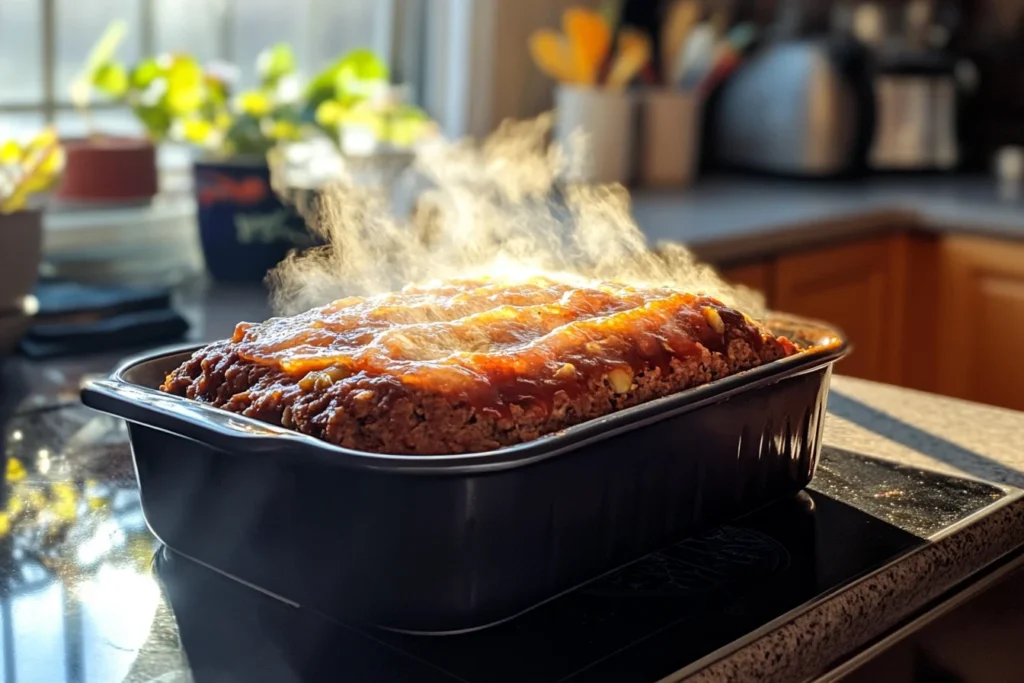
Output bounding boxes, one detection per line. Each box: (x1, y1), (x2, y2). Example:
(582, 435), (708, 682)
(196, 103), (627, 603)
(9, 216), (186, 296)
(0, 0), (412, 141)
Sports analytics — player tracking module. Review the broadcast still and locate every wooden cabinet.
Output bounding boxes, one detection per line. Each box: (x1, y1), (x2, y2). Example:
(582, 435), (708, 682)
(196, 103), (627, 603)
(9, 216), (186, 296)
(773, 237), (907, 384)
(711, 232), (1024, 411)
(719, 262), (773, 304)
(937, 236), (1024, 411)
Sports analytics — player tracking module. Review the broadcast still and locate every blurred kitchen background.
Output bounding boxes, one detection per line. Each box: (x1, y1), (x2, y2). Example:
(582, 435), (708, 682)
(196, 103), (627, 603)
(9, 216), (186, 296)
(2, 0), (1024, 412)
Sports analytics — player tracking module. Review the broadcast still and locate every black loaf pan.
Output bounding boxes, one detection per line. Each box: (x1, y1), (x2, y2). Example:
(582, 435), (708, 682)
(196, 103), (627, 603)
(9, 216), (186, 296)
(81, 314), (848, 634)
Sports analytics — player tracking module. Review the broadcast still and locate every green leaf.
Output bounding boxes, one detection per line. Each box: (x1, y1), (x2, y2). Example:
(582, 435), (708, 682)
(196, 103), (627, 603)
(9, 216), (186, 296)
(70, 20), (127, 107)
(303, 48), (389, 112)
(81, 21), (128, 83)
(130, 58), (162, 90)
(224, 114), (274, 157)
(132, 104), (173, 141)
(334, 48), (390, 100)
(92, 62), (128, 98)
(258, 43), (297, 88)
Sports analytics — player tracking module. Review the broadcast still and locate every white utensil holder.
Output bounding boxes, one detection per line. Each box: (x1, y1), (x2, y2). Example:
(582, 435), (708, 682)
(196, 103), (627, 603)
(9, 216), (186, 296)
(637, 89), (702, 188)
(554, 85), (636, 185)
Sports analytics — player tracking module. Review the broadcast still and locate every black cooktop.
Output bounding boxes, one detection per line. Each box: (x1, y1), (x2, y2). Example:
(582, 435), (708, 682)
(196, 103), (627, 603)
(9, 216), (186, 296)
(154, 448), (1008, 683)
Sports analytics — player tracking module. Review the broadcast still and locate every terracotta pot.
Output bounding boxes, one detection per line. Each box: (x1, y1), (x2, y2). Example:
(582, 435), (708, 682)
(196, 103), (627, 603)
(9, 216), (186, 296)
(57, 137), (159, 203)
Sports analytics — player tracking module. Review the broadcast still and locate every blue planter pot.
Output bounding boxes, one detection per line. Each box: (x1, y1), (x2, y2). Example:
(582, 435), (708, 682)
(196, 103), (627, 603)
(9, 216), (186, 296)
(193, 159), (313, 283)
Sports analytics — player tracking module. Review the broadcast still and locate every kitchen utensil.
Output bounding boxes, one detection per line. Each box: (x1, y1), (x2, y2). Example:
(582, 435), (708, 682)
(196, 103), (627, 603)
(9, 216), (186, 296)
(711, 38), (874, 177)
(869, 50), (960, 171)
(672, 23), (716, 87)
(606, 28), (651, 90)
(660, 0), (700, 85)
(528, 29), (580, 84)
(81, 315), (847, 634)
(563, 7), (611, 85)
(696, 24), (757, 96)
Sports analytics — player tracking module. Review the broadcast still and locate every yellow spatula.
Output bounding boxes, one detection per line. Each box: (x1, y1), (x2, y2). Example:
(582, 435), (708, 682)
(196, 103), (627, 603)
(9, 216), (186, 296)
(529, 29), (580, 84)
(563, 7), (612, 85)
(605, 28), (651, 90)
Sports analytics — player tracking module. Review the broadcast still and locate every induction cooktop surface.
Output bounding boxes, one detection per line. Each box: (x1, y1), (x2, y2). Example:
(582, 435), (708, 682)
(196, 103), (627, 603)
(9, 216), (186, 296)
(155, 447), (1010, 683)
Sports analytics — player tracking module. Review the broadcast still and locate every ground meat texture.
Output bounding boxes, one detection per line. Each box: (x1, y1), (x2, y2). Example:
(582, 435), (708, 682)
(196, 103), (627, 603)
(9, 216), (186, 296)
(159, 279), (799, 455)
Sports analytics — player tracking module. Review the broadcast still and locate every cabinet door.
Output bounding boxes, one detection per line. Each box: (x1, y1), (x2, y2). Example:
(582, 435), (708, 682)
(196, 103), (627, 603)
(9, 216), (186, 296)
(774, 237), (907, 383)
(938, 236), (1024, 411)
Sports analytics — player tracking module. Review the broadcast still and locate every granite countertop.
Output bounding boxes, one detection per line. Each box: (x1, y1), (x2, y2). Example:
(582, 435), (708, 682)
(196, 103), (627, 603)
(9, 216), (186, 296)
(632, 175), (1024, 263)
(1, 282), (1023, 683)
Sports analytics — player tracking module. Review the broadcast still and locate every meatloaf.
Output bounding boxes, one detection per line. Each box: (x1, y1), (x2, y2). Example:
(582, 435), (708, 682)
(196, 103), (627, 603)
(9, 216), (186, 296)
(160, 277), (799, 455)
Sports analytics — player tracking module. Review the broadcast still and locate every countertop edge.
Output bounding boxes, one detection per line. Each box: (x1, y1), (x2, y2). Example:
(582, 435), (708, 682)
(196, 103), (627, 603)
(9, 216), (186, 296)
(674, 494), (1024, 683)
(637, 195), (1023, 266)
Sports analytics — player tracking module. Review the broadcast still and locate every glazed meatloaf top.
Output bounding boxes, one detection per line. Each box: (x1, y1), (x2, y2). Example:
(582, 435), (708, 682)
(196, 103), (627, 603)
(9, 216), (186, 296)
(160, 277), (800, 455)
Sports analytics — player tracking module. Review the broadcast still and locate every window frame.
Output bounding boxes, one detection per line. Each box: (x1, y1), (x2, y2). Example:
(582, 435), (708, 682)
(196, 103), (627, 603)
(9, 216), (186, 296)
(0, 0), (409, 124)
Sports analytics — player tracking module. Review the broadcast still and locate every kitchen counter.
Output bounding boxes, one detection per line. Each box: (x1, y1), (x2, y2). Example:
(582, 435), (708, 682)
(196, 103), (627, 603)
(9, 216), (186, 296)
(1, 282), (1023, 683)
(632, 175), (1024, 264)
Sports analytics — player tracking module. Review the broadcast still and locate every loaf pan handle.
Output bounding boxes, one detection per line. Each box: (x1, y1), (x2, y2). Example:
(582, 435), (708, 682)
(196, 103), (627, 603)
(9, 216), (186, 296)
(81, 378), (304, 449)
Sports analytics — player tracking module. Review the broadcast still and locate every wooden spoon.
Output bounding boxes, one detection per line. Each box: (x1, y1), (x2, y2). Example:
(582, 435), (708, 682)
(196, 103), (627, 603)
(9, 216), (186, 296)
(605, 28), (651, 90)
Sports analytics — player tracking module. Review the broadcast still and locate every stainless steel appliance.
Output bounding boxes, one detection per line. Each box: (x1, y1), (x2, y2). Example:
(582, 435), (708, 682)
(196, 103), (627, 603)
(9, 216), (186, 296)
(711, 38), (874, 177)
(869, 50), (960, 171)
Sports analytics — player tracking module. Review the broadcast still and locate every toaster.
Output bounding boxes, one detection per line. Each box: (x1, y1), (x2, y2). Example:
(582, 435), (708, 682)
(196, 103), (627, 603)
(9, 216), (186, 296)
(711, 38), (874, 177)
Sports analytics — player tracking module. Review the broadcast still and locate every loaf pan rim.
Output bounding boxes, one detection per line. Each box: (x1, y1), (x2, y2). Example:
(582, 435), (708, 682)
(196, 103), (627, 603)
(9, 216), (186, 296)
(81, 313), (849, 474)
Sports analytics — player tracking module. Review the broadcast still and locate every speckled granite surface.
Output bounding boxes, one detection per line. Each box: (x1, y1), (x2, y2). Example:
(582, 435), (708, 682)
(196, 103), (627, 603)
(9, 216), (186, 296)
(676, 376), (1024, 682)
(826, 377), (1024, 489)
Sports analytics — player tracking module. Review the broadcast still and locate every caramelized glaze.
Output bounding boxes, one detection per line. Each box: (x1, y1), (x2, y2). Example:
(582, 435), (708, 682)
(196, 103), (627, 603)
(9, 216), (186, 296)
(232, 277), (784, 411)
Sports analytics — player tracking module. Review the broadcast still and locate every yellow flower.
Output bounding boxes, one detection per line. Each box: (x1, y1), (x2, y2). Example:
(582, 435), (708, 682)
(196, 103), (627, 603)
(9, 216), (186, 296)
(0, 140), (21, 164)
(166, 56), (205, 114)
(182, 118), (214, 144)
(0, 514), (9, 537)
(238, 91), (272, 117)
(315, 100), (346, 127)
(6, 458), (26, 482)
(87, 497), (106, 511)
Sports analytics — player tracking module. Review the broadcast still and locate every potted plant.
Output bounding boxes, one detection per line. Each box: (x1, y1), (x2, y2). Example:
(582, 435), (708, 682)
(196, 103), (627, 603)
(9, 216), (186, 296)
(61, 21), (224, 206)
(0, 129), (63, 351)
(59, 21), (155, 204)
(168, 43), (317, 283)
(309, 49), (436, 163)
(181, 45), (436, 283)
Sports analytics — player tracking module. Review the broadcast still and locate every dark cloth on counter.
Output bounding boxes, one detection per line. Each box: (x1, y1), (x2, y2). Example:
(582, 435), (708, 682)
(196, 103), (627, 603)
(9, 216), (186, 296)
(18, 280), (189, 359)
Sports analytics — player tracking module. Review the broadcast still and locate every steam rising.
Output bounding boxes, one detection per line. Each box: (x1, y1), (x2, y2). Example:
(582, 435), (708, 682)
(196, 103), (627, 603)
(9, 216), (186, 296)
(269, 114), (764, 318)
